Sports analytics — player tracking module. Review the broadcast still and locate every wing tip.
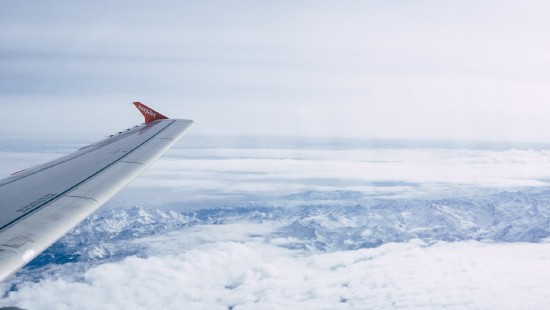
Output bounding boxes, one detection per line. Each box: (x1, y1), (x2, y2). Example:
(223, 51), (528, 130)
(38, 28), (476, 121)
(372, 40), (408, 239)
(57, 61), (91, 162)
(133, 102), (169, 123)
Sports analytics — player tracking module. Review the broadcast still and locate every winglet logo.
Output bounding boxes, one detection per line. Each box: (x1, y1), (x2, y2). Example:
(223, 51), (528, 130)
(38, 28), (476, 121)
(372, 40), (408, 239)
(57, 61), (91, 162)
(133, 102), (169, 123)
(137, 105), (157, 118)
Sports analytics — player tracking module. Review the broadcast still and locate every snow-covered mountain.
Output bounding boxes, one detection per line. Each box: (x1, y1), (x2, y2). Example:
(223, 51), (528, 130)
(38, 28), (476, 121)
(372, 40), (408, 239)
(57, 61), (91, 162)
(26, 188), (550, 269)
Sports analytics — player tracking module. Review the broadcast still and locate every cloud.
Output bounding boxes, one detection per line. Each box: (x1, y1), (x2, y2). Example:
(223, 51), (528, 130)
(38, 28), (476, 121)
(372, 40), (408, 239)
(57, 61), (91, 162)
(1, 138), (550, 225)
(114, 145), (550, 208)
(2, 142), (550, 308)
(5, 141), (550, 208)
(3, 222), (550, 309)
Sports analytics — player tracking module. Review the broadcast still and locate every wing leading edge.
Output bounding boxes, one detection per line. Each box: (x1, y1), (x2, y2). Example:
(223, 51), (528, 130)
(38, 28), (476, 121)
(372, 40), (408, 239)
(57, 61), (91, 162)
(0, 103), (193, 282)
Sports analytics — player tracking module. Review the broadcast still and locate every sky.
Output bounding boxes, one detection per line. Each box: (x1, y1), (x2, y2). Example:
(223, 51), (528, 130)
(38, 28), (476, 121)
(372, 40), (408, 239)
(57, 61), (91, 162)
(2, 0), (550, 142)
(5, 2), (550, 307)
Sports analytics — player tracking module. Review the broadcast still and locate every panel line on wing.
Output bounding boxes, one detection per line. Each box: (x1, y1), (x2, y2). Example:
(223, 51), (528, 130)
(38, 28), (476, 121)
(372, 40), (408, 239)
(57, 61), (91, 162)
(118, 161), (146, 166)
(64, 195), (100, 203)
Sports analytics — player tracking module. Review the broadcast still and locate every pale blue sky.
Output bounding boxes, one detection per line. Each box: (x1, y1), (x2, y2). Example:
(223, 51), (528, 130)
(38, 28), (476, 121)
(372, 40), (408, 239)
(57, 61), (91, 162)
(2, 0), (550, 142)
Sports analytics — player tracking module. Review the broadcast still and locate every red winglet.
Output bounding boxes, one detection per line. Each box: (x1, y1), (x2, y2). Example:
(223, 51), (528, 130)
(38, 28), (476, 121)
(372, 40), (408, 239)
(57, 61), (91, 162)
(133, 102), (169, 123)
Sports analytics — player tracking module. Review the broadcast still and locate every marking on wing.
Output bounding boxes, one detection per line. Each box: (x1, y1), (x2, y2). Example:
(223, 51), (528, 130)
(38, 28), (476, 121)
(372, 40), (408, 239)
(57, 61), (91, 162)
(15, 194), (58, 214)
(0, 234), (35, 249)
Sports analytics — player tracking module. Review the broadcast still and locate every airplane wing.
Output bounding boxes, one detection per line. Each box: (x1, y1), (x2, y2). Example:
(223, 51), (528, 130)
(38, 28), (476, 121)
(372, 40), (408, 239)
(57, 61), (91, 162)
(0, 102), (194, 282)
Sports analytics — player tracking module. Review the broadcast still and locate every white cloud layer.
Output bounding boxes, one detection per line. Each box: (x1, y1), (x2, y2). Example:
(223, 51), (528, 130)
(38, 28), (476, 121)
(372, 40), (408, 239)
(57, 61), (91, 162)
(3, 223), (550, 309)
(114, 144), (550, 207)
(3, 141), (550, 308)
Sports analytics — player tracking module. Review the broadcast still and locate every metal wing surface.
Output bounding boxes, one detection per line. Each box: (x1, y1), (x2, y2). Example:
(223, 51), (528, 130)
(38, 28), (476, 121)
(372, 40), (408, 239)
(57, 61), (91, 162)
(0, 102), (193, 281)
